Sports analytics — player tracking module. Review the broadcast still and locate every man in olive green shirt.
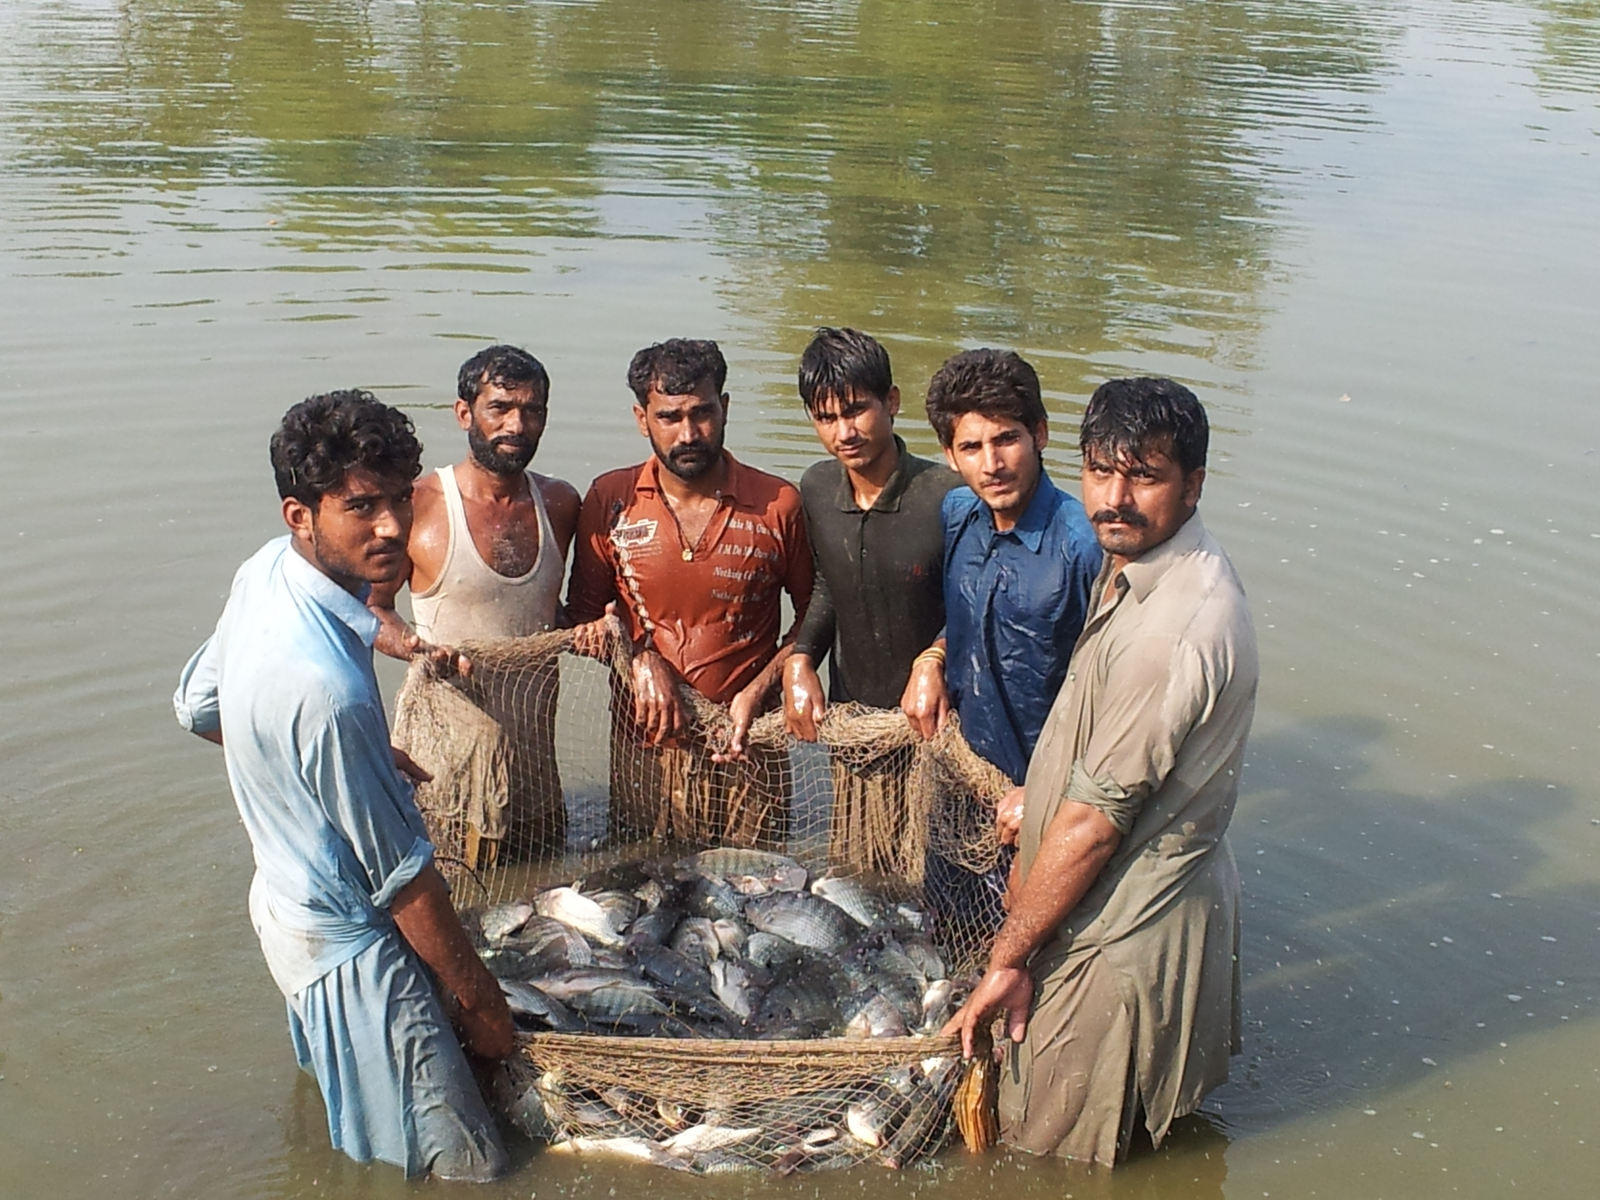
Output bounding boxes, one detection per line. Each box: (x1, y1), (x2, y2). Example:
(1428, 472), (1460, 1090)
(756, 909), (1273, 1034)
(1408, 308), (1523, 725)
(944, 376), (1256, 1164)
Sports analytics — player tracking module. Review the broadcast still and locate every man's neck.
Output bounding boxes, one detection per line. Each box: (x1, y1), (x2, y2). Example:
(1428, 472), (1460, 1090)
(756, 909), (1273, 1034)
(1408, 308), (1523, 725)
(845, 439), (901, 511)
(457, 457), (530, 503)
(654, 454), (730, 504)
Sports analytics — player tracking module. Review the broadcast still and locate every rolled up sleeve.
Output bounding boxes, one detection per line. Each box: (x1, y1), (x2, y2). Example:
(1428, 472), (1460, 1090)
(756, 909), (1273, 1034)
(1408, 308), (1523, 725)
(301, 702), (435, 911)
(174, 636), (222, 736)
(1064, 635), (1212, 835)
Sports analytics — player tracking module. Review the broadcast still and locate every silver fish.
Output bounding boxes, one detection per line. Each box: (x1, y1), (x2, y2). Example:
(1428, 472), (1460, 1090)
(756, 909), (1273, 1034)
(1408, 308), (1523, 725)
(661, 1123), (763, 1154)
(709, 957), (758, 1019)
(479, 900), (535, 944)
(499, 915), (595, 970)
(534, 886), (624, 947)
(711, 917), (747, 958)
(920, 978), (955, 1031)
(899, 935), (946, 983)
(745, 930), (806, 970)
(747, 892), (858, 954)
(686, 874), (744, 920)
(845, 1089), (912, 1148)
(677, 847), (808, 896)
(532, 967), (665, 1020)
(842, 993), (908, 1039)
(546, 1136), (693, 1170)
(809, 874), (891, 929)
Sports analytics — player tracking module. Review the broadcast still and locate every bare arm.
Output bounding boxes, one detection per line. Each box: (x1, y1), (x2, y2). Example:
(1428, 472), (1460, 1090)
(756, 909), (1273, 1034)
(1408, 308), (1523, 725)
(390, 865), (514, 1060)
(942, 799), (1121, 1057)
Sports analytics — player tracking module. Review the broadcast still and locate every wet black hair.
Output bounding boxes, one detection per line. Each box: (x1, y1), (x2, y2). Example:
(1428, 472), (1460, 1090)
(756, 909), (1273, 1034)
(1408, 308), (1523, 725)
(270, 390), (423, 506)
(626, 338), (728, 403)
(457, 344), (550, 406)
(1080, 377), (1209, 475)
(923, 348), (1047, 448)
(797, 327), (894, 414)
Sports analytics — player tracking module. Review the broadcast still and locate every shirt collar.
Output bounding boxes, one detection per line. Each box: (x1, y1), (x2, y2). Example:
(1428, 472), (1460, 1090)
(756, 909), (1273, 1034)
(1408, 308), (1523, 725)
(988, 471), (1060, 553)
(832, 435), (914, 513)
(635, 451), (757, 506)
(279, 537), (382, 648)
(1119, 510), (1207, 603)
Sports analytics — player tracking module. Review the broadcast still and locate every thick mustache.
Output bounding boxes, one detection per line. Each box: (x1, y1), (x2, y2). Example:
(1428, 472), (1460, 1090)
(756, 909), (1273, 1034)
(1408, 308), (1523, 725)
(1091, 507), (1148, 527)
(493, 437), (532, 452)
(368, 540), (405, 556)
(669, 443), (713, 459)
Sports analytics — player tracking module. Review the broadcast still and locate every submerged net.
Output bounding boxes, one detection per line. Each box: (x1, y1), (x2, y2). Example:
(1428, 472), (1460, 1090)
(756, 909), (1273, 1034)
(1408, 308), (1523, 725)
(392, 619), (1012, 1171)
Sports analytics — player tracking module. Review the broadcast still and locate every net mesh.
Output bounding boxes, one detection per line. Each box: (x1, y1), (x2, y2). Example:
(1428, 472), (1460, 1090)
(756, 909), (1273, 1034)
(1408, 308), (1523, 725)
(393, 618), (1011, 1172)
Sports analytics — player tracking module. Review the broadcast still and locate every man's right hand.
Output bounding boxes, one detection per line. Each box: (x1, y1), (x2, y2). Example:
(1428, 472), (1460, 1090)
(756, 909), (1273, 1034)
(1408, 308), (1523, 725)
(373, 608), (471, 678)
(631, 648), (689, 746)
(783, 654), (826, 742)
(900, 654), (949, 740)
(455, 989), (516, 1061)
(995, 785), (1027, 847)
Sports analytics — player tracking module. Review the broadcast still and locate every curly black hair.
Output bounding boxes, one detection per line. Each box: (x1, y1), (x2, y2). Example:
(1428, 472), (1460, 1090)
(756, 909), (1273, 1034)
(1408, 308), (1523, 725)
(924, 348), (1047, 448)
(626, 338), (727, 402)
(270, 390), (423, 505)
(457, 344), (550, 406)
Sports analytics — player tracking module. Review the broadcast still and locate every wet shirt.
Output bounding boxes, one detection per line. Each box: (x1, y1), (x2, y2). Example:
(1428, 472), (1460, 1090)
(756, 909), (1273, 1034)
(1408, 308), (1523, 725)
(1007, 513), (1257, 1160)
(567, 453), (813, 704)
(173, 537), (434, 998)
(792, 440), (956, 708)
(942, 473), (1102, 784)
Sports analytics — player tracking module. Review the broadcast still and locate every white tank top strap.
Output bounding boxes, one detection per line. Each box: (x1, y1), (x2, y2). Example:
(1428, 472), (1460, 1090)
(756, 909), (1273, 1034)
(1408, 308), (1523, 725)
(411, 464), (563, 644)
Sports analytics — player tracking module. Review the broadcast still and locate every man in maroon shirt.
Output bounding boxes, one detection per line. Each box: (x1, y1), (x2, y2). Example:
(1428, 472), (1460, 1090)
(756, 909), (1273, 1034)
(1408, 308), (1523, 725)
(567, 339), (813, 847)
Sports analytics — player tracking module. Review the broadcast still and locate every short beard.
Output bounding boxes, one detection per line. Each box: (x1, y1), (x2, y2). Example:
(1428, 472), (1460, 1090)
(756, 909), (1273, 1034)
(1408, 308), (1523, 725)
(468, 424), (535, 475)
(658, 440), (721, 481)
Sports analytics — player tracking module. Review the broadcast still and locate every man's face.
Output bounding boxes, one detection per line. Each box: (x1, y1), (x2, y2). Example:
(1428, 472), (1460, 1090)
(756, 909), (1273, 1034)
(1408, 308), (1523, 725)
(809, 387), (900, 475)
(458, 381), (547, 476)
(942, 412), (1047, 525)
(283, 467), (414, 594)
(634, 378), (728, 481)
(1080, 439), (1204, 563)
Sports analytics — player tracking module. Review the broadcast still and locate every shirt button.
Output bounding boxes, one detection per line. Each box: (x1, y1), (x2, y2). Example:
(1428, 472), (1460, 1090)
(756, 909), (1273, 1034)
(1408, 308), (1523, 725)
(1068, 672), (1076, 681)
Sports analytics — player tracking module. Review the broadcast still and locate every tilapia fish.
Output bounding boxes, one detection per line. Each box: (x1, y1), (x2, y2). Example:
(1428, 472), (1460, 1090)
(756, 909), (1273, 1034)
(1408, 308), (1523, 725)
(746, 891), (859, 954)
(533, 887), (626, 947)
(676, 848), (808, 896)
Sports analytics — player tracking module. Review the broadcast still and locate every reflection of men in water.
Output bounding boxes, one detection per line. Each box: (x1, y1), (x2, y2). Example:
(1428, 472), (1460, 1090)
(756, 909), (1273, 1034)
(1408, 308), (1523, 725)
(174, 392), (512, 1180)
(369, 345), (582, 861)
(901, 349), (1100, 951)
(944, 378), (1255, 1165)
(567, 338), (813, 847)
(782, 328), (955, 872)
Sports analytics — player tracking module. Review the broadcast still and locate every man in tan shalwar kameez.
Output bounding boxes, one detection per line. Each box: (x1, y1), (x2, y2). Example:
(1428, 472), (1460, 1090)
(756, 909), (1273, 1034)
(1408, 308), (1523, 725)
(944, 376), (1256, 1165)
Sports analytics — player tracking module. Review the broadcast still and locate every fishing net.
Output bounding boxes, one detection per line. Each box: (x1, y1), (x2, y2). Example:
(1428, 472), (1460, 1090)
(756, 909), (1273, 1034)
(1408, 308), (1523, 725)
(392, 617), (1012, 1171)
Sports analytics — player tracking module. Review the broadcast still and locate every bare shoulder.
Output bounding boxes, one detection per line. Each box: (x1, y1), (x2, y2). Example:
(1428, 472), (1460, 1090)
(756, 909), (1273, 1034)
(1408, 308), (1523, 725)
(533, 471), (584, 553)
(407, 469), (450, 581)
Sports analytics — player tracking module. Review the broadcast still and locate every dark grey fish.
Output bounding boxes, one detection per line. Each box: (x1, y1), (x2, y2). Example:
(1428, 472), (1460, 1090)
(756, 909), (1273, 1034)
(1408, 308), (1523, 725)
(686, 874), (744, 921)
(479, 900), (536, 944)
(746, 892), (858, 954)
(588, 889), (642, 932)
(669, 916), (722, 965)
(899, 934), (947, 983)
(878, 1058), (957, 1168)
(500, 915), (595, 970)
(628, 905), (680, 946)
(708, 957), (760, 1020)
(631, 943), (722, 1007)
(809, 874), (892, 929)
(500, 980), (588, 1032)
(752, 968), (843, 1038)
(531, 967), (665, 1021)
(676, 848), (808, 896)
(745, 930), (807, 970)
(840, 992), (908, 1039)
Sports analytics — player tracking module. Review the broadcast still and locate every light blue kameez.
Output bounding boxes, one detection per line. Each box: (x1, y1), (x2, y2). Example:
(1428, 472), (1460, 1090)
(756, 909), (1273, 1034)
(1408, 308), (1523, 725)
(175, 537), (505, 1180)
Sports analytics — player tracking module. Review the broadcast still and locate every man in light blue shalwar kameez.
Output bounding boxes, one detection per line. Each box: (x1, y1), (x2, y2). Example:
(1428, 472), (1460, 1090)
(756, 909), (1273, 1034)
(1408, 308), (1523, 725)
(175, 391), (513, 1180)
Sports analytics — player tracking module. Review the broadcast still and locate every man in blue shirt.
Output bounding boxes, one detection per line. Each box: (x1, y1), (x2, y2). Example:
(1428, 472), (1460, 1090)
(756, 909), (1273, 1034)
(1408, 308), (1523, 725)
(174, 391), (513, 1180)
(901, 350), (1102, 956)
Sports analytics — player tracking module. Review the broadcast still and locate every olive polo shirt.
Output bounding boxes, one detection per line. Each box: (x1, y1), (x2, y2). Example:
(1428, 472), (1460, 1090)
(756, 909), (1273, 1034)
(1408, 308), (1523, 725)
(792, 438), (956, 708)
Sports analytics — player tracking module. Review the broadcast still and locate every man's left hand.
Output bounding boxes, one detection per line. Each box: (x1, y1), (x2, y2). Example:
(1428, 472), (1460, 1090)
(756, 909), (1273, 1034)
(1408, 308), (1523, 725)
(941, 965), (1034, 1059)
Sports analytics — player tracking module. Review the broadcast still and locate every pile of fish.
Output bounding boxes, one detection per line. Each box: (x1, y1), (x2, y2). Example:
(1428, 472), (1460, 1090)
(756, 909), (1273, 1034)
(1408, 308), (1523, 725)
(470, 848), (968, 1171)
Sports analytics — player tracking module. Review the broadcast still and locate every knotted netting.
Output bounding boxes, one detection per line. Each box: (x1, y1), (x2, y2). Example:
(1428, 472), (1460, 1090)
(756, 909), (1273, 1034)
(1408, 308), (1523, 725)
(391, 618), (1012, 1172)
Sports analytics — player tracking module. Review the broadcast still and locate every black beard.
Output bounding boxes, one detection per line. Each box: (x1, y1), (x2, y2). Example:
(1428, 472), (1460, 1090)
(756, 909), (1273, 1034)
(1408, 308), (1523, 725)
(660, 441), (720, 481)
(467, 424), (535, 475)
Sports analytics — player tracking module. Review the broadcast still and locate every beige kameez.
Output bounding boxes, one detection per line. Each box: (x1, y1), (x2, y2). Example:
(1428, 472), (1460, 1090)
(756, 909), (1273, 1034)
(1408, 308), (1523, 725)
(1003, 513), (1257, 1163)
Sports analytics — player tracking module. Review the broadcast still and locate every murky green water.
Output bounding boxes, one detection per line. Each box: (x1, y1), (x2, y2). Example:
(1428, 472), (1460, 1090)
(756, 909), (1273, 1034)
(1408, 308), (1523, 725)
(3, 1), (1598, 1196)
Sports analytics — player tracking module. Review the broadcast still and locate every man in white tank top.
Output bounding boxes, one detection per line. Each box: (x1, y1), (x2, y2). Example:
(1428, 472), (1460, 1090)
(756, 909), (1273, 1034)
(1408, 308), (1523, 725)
(370, 345), (581, 862)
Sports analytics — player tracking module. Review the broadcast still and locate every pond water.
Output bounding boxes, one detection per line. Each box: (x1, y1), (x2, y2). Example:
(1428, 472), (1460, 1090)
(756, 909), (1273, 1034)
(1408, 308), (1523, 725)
(2, 1), (1597, 1197)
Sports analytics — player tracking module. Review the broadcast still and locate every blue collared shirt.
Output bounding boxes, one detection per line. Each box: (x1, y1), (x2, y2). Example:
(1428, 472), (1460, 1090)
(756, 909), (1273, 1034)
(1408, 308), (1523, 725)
(942, 473), (1102, 785)
(174, 537), (434, 997)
